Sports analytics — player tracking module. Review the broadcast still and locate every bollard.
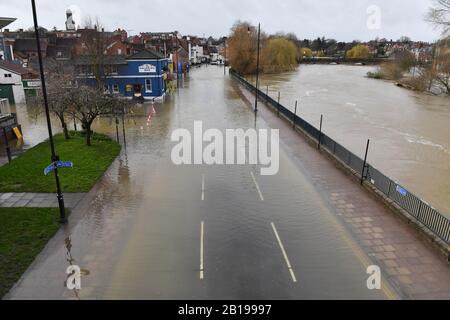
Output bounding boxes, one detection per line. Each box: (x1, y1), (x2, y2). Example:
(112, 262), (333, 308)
(318, 115), (323, 150)
(115, 117), (120, 143)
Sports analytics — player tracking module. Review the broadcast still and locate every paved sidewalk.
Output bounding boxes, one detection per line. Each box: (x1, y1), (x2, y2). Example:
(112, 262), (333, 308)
(237, 83), (450, 300)
(0, 193), (86, 208)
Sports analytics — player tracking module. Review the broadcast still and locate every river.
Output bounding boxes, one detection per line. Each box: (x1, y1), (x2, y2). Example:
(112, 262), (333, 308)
(254, 64), (450, 216)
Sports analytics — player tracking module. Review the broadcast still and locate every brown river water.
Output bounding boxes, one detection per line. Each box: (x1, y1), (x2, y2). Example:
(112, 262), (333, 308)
(254, 64), (450, 217)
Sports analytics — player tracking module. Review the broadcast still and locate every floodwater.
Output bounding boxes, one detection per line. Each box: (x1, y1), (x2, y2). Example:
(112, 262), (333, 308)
(255, 65), (450, 216)
(5, 66), (388, 299)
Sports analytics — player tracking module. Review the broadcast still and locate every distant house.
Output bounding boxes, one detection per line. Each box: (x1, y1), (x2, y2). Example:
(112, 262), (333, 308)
(13, 38), (48, 59)
(75, 49), (169, 100)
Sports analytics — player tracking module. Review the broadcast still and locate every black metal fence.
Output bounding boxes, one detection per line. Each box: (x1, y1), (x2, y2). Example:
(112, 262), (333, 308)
(230, 69), (450, 245)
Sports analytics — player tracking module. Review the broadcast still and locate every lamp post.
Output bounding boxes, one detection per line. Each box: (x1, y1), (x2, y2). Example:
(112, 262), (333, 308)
(31, 0), (67, 223)
(248, 23), (261, 113)
(223, 37), (227, 75)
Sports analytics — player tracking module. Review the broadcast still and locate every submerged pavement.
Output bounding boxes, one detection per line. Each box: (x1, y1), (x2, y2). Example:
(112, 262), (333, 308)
(4, 66), (448, 300)
(0, 193), (85, 208)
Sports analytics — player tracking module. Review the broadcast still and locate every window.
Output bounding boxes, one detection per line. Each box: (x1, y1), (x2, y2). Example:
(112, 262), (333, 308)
(111, 66), (118, 74)
(117, 48), (122, 55)
(103, 84), (109, 94)
(4, 73), (12, 78)
(145, 79), (152, 92)
(113, 84), (119, 93)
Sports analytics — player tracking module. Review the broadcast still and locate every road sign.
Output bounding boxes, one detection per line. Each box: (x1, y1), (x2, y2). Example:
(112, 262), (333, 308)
(396, 185), (407, 197)
(44, 161), (73, 176)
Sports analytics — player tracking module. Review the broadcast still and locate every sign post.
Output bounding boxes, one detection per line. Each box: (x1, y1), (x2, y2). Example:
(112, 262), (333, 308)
(44, 161), (74, 176)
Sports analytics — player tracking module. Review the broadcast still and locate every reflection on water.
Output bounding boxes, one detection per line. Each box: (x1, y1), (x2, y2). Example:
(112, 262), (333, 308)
(256, 65), (450, 216)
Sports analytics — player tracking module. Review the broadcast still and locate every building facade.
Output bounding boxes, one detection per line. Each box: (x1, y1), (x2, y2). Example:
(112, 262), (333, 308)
(76, 49), (169, 100)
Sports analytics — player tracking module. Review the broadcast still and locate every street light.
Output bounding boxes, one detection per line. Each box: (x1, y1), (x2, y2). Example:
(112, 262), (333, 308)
(248, 23), (261, 113)
(31, 0), (67, 223)
(223, 37), (227, 75)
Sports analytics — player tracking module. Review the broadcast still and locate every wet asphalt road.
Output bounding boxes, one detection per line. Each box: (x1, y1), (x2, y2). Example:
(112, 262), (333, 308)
(7, 66), (390, 300)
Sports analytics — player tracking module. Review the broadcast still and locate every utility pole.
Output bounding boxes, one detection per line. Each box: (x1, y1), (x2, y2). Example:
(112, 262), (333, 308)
(31, 0), (66, 223)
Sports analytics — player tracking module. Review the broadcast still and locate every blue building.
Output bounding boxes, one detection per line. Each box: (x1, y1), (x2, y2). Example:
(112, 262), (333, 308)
(75, 49), (169, 100)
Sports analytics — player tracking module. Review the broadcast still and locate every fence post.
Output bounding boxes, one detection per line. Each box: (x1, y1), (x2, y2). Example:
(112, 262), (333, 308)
(277, 92), (280, 117)
(2, 127), (12, 163)
(293, 100), (298, 129)
(360, 139), (370, 185)
(387, 180), (392, 197)
(318, 115), (323, 150)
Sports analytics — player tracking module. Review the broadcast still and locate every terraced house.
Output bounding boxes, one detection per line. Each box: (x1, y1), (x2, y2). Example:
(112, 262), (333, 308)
(76, 48), (169, 100)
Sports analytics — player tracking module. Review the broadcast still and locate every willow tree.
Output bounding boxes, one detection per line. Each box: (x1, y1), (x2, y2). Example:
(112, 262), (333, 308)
(228, 21), (260, 75)
(262, 38), (297, 73)
(346, 44), (370, 59)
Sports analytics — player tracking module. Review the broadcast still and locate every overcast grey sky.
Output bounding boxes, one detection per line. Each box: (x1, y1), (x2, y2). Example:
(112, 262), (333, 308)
(0, 0), (441, 42)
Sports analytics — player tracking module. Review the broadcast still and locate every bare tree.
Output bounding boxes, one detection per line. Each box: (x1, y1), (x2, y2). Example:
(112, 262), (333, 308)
(69, 86), (113, 146)
(427, 0), (450, 36)
(433, 41), (450, 94)
(30, 60), (76, 140)
(79, 17), (112, 89)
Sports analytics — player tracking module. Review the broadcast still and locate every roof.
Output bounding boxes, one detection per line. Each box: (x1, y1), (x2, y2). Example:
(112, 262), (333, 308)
(0, 60), (30, 75)
(73, 55), (127, 66)
(128, 48), (165, 60)
(0, 17), (16, 30)
(46, 45), (72, 60)
(14, 38), (48, 52)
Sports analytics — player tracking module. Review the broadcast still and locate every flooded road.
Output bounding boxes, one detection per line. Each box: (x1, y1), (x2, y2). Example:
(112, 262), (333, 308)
(6, 66), (391, 300)
(256, 65), (450, 216)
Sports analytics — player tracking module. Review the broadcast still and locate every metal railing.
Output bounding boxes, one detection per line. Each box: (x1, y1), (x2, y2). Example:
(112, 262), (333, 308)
(230, 69), (450, 245)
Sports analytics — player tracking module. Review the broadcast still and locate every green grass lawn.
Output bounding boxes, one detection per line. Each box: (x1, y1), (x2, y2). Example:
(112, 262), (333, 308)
(0, 132), (121, 193)
(0, 207), (68, 298)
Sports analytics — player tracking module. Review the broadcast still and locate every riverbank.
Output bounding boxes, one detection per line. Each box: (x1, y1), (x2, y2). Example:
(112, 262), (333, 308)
(0, 207), (70, 298)
(0, 132), (121, 193)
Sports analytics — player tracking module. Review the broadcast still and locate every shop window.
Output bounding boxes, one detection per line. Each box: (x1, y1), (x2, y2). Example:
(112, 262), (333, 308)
(145, 79), (152, 92)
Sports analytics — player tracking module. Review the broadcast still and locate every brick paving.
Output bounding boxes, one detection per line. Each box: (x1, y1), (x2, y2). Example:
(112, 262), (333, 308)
(238, 84), (450, 300)
(0, 193), (86, 209)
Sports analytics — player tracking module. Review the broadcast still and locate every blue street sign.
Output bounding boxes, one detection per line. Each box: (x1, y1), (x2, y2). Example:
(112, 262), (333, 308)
(44, 161), (74, 176)
(396, 185), (407, 197)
